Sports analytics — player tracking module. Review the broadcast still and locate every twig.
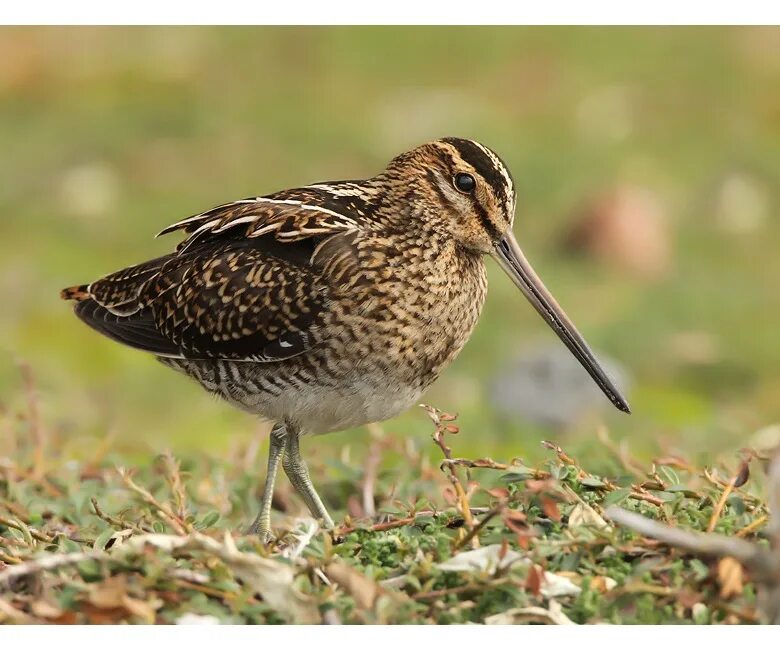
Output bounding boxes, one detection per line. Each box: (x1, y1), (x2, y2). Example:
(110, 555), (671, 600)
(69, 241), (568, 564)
(707, 457), (751, 533)
(454, 503), (505, 551)
(361, 431), (383, 519)
(627, 486), (666, 508)
(707, 480), (736, 532)
(0, 498), (29, 523)
(335, 507), (491, 537)
(541, 440), (579, 467)
(441, 457), (510, 471)
(0, 596), (35, 623)
(412, 578), (510, 601)
(605, 506), (780, 579)
(337, 516), (416, 537)
(0, 515), (54, 545)
(173, 578), (260, 604)
(162, 451), (188, 523)
(736, 515), (768, 538)
(0, 552), (22, 565)
(0, 547), (106, 589)
(117, 467), (191, 535)
(422, 404), (478, 548)
(90, 497), (149, 534)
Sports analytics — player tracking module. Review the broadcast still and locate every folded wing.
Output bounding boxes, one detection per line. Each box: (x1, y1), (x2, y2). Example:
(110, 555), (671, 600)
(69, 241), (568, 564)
(63, 190), (362, 361)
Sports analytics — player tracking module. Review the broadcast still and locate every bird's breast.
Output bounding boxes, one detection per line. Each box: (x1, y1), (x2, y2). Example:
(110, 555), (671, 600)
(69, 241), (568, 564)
(324, 237), (488, 389)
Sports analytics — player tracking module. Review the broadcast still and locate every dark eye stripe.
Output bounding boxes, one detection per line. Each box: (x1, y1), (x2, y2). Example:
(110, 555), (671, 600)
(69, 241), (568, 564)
(469, 196), (502, 240)
(427, 168), (500, 239)
(441, 137), (512, 209)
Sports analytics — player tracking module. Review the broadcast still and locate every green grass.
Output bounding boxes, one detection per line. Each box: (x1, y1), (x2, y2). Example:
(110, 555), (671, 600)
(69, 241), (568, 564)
(0, 396), (774, 624)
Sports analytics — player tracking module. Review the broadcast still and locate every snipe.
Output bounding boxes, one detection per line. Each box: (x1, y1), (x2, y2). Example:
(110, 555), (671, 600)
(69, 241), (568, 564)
(62, 138), (630, 541)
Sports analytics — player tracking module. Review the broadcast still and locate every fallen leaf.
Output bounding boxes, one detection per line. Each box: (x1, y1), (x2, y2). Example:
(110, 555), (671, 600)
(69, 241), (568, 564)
(590, 576), (617, 593)
(87, 575), (128, 609)
(326, 558), (401, 610)
(30, 599), (64, 619)
(176, 613), (222, 625)
(436, 545), (581, 599)
(540, 496), (562, 522)
(718, 557), (743, 599)
(540, 572), (582, 599)
(568, 502), (612, 532)
(484, 600), (576, 625)
(0, 597), (34, 623)
(121, 532), (319, 623)
(436, 544), (523, 573)
(121, 595), (159, 623)
(525, 564), (543, 597)
(734, 460), (750, 489)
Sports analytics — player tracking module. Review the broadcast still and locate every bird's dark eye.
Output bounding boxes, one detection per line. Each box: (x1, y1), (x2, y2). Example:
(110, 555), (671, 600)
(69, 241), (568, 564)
(454, 173), (476, 194)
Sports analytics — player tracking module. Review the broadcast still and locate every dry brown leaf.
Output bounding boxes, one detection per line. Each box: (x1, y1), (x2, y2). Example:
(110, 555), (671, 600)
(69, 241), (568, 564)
(120, 532), (319, 623)
(540, 496), (561, 522)
(734, 460), (750, 489)
(525, 564), (543, 597)
(30, 599), (64, 619)
(590, 576), (617, 593)
(568, 502), (611, 532)
(484, 600), (576, 625)
(82, 603), (128, 624)
(121, 594), (158, 623)
(87, 575), (128, 609)
(326, 558), (389, 610)
(0, 597), (34, 623)
(718, 557), (744, 599)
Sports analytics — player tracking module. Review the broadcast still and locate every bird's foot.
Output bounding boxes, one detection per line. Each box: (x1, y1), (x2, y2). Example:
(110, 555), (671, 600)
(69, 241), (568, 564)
(245, 521), (275, 544)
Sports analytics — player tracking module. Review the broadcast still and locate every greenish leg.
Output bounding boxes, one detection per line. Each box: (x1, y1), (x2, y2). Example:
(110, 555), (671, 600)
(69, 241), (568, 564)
(247, 422), (286, 541)
(282, 424), (335, 529)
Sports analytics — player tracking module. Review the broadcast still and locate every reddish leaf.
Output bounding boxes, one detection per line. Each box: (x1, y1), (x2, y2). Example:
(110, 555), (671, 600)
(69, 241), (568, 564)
(525, 564), (543, 597)
(540, 496), (561, 522)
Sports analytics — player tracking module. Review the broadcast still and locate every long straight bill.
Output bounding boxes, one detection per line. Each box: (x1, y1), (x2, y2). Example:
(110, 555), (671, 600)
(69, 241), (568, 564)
(493, 230), (631, 414)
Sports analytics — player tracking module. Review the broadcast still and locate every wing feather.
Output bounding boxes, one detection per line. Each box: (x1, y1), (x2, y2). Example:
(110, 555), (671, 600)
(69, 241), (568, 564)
(158, 193), (359, 252)
(63, 184), (369, 362)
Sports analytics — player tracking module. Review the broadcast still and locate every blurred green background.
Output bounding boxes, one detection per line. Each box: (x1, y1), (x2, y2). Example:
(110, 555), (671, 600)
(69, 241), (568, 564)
(1, 26), (778, 464)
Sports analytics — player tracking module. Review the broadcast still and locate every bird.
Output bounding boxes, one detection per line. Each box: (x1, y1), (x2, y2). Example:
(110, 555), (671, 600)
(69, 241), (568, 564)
(61, 137), (630, 542)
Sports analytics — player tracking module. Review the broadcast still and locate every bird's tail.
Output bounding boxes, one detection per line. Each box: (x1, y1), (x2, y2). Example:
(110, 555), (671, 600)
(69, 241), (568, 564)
(60, 284), (91, 301)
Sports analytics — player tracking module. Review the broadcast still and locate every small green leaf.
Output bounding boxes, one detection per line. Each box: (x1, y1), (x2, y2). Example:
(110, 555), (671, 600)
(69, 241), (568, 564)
(581, 477), (606, 488)
(76, 559), (103, 582)
(501, 469), (535, 482)
(727, 494), (746, 516)
(659, 466), (680, 487)
(94, 527), (115, 550)
(198, 510), (220, 529)
(690, 558), (710, 581)
(666, 484), (697, 496)
(603, 487), (632, 506)
(413, 498), (430, 511)
(692, 604), (709, 624)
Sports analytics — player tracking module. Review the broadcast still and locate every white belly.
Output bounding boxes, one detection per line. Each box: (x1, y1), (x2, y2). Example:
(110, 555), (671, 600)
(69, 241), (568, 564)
(223, 372), (425, 435)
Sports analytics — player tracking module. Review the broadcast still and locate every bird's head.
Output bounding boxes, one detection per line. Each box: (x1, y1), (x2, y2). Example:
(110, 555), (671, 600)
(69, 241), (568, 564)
(385, 137), (516, 253)
(385, 137), (631, 414)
